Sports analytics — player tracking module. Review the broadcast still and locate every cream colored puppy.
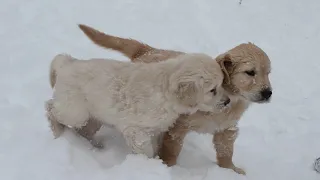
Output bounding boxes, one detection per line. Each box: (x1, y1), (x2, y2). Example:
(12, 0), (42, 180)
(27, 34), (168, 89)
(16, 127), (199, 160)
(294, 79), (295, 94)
(45, 53), (229, 157)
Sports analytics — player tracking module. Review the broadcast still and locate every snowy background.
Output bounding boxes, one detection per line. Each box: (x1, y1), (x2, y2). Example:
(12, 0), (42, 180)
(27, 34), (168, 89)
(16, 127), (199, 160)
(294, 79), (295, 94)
(1, 0), (320, 179)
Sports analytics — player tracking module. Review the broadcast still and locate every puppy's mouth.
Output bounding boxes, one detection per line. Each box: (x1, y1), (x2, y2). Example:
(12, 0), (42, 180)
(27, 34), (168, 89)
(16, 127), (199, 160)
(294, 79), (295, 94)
(197, 101), (231, 113)
(255, 98), (272, 104)
(247, 96), (272, 104)
(219, 103), (231, 110)
(241, 94), (272, 104)
(215, 100), (232, 112)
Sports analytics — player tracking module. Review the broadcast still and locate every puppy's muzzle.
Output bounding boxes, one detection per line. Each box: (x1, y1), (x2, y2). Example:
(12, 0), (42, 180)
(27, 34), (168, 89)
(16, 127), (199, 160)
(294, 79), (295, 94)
(223, 97), (231, 106)
(260, 88), (272, 101)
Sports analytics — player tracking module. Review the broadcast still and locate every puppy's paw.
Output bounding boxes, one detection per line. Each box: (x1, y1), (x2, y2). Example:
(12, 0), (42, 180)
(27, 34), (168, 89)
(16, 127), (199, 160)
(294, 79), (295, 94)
(218, 162), (246, 175)
(132, 140), (155, 158)
(232, 166), (246, 175)
(50, 120), (65, 138)
(143, 144), (155, 158)
(90, 140), (104, 149)
(162, 159), (177, 167)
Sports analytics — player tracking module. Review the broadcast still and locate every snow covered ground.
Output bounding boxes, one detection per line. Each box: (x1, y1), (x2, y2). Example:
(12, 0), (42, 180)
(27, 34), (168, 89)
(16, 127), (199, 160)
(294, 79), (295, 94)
(1, 0), (320, 179)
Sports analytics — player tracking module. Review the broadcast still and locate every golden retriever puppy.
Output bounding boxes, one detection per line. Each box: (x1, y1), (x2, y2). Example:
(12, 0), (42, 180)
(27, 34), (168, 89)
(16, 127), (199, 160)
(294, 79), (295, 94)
(45, 53), (229, 158)
(77, 24), (272, 174)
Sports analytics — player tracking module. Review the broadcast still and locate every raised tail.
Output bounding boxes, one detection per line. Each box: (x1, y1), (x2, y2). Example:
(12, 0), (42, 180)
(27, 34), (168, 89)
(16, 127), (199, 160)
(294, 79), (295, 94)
(78, 24), (154, 61)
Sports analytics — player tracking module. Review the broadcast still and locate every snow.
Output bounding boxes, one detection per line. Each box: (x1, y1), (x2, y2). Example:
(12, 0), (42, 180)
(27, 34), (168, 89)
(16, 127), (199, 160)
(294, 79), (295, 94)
(0, 0), (319, 179)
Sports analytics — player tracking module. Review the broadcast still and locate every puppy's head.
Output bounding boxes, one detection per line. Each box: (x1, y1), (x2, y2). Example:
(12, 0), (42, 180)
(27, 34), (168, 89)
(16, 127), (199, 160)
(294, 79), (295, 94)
(216, 43), (272, 103)
(168, 53), (230, 114)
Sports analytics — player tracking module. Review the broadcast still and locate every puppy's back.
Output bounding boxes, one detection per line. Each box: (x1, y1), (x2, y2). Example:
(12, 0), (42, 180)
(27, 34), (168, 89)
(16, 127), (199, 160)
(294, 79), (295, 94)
(51, 54), (132, 85)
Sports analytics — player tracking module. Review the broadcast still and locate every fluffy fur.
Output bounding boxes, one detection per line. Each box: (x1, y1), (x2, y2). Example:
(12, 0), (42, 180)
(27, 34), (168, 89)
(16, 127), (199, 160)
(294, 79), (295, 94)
(46, 53), (228, 158)
(77, 24), (273, 174)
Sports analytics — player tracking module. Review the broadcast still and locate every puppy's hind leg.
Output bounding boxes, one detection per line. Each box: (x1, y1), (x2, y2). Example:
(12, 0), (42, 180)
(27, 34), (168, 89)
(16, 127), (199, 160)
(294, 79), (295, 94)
(74, 118), (104, 149)
(46, 93), (90, 139)
(45, 99), (65, 138)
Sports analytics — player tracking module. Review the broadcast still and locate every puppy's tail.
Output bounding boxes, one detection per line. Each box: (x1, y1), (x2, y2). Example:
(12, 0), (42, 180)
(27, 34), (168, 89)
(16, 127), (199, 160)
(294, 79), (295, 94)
(49, 54), (75, 88)
(78, 24), (154, 61)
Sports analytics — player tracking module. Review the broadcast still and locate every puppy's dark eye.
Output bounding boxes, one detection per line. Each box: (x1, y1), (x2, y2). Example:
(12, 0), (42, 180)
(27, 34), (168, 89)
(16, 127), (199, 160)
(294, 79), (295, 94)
(245, 70), (255, 76)
(210, 88), (217, 95)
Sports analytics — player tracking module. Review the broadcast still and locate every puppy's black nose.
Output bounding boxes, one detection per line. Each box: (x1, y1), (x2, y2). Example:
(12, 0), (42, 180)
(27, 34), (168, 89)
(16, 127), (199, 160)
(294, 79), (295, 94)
(260, 88), (272, 100)
(223, 98), (231, 106)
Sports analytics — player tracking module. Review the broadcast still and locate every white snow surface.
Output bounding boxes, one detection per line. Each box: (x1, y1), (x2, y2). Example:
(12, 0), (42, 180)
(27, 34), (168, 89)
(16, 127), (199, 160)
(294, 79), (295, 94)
(1, 0), (320, 179)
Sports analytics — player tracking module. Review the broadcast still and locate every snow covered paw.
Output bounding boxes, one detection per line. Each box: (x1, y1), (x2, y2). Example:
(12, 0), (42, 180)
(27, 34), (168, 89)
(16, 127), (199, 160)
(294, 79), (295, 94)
(162, 159), (177, 167)
(131, 140), (155, 158)
(218, 162), (246, 175)
(90, 140), (104, 149)
(49, 119), (65, 138)
(52, 127), (64, 138)
(231, 166), (246, 175)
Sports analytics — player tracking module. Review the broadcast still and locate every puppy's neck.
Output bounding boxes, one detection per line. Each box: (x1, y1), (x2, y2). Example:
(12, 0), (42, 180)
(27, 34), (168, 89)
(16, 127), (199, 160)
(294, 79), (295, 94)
(223, 83), (239, 95)
(133, 60), (180, 96)
(223, 82), (251, 108)
(229, 94), (251, 110)
(224, 97), (250, 122)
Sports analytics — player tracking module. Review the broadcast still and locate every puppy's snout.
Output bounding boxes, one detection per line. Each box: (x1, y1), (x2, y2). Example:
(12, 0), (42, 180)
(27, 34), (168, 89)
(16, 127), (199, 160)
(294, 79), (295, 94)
(223, 98), (231, 106)
(260, 88), (272, 100)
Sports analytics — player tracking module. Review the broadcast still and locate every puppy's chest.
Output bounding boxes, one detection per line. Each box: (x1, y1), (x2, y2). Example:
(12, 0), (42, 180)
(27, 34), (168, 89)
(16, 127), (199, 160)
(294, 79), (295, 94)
(193, 100), (249, 134)
(186, 112), (240, 134)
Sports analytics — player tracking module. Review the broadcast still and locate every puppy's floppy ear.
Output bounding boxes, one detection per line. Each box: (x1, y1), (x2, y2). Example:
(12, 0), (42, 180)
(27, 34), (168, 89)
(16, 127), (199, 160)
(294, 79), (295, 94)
(174, 80), (200, 108)
(216, 53), (233, 84)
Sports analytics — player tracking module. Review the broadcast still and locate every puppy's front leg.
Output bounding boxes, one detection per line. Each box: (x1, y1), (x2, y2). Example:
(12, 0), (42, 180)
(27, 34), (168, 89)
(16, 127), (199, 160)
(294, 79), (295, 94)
(158, 119), (189, 166)
(213, 126), (246, 175)
(123, 127), (155, 158)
